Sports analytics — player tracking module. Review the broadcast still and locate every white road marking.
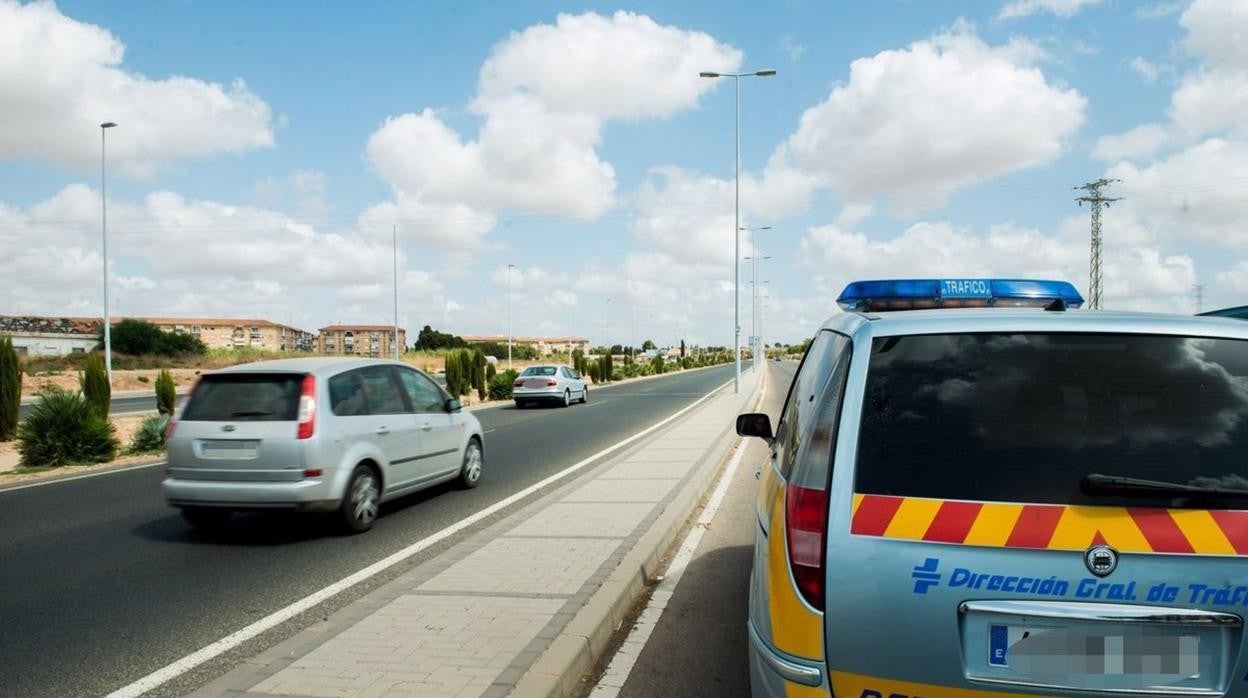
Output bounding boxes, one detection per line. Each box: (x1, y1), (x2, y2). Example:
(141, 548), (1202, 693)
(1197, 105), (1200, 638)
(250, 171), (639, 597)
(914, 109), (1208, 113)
(105, 374), (740, 698)
(0, 461), (166, 494)
(592, 369), (766, 696)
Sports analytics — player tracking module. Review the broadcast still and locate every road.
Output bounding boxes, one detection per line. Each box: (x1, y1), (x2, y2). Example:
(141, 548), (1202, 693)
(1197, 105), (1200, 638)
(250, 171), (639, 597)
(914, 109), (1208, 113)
(612, 360), (796, 697)
(0, 363), (736, 698)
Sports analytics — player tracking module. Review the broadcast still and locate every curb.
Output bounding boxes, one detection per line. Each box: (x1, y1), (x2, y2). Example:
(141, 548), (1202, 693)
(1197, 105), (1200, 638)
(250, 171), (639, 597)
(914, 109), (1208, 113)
(510, 369), (764, 697)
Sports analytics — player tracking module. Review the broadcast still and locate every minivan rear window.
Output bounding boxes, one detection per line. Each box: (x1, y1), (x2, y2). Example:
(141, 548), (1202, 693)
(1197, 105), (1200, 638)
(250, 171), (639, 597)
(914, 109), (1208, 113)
(180, 373), (302, 422)
(855, 333), (1248, 507)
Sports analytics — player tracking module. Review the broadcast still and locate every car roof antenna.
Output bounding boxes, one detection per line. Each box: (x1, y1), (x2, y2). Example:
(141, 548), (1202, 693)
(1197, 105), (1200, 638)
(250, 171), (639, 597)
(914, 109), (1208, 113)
(1044, 298), (1068, 312)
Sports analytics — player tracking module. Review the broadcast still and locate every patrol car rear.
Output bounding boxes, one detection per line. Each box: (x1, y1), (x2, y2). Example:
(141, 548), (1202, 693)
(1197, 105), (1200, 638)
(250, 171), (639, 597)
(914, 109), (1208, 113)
(740, 279), (1248, 697)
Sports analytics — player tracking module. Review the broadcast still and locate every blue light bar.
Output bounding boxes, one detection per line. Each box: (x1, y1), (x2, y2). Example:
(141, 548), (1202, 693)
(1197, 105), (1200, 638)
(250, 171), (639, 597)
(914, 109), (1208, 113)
(837, 278), (1084, 312)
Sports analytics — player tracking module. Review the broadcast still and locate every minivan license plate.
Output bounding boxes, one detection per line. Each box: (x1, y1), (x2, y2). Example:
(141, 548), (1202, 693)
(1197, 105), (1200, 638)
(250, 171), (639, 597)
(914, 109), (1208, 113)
(989, 624), (1199, 678)
(198, 439), (260, 459)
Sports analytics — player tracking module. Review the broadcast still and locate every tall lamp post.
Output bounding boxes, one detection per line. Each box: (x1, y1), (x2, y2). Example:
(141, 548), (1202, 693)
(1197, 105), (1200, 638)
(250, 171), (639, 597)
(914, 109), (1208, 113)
(741, 225), (771, 370)
(699, 69), (775, 393)
(506, 264), (516, 369)
(100, 121), (118, 385)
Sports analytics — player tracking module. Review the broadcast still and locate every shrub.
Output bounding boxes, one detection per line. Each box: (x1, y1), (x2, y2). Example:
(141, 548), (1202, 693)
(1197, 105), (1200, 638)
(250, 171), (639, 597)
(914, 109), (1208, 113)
(81, 354), (110, 419)
(129, 413), (170, 454)
(137, 375), (150, 383)
(488, 369), (519, 400)
(472, 350), (487, 400)
(155, 369), (177, 415)
(486, 362), (497, 383)
(588, 361), (602, 383)
(0, 335), (19, 441)
(445, 352), (462, 397)
(623, 363), (639, 378)
(611, 368), (624, 381)
(17, 388), (118, 467)
(105, 319), (207, 357)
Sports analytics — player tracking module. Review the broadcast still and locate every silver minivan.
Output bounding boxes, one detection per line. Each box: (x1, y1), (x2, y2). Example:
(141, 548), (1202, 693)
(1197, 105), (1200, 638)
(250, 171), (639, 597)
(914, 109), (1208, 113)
(163, 357), (484, 533)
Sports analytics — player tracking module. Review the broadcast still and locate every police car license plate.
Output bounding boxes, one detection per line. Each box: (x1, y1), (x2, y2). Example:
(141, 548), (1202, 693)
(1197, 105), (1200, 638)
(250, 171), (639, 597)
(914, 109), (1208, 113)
(989, 624), (1200, 678)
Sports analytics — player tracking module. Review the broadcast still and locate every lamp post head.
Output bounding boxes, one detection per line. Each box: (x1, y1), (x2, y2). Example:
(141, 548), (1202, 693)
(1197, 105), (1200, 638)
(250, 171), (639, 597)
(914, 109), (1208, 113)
(100, 122), (117, 129)
(699, 71), (721, 78)
(754, 69), (777, 77)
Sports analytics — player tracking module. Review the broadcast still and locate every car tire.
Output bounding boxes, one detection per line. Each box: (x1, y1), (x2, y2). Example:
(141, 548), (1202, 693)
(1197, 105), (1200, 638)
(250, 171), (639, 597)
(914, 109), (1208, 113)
(562, 389), (571, 407)
(514, 400), (525, 409)
(580, 386), (588, 404)
(458, 438), (483, 489)
(340, 464), (380, 533)
(181, 506), (232, 530)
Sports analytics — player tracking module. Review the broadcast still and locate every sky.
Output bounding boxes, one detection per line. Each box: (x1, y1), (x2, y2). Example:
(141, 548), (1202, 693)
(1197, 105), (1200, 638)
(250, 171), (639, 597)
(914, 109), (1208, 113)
(2, 0), (1246, 347)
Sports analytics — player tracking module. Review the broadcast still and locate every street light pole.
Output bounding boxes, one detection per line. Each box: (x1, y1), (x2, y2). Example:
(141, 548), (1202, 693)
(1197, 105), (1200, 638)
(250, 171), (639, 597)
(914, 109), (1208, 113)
(507, 264), (515, 370)
(392, 224), (400, 360)
(741, 226), (771, 371)
(700, 69), (775, 393)
(100, 122), (117, 386)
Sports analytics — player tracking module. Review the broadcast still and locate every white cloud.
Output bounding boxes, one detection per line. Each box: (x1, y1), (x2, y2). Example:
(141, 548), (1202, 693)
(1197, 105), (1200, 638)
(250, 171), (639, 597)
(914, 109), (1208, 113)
(1216, 260), (1248, 296)
(779, 35), (807, 63)
(800, 209), (1196, 312)
(1092, 123), (1169, 161)
(363, 11), (741, 261)
(1129, 56), (1161, 83)
(1109, 138), (1248, 247)
(1169, 0), (1248, 138)
(999, 0), (1103, 19)
(778, 26), (1086, 210)
(0, 0), (273, 176)
(1136, 2), (1186, 19)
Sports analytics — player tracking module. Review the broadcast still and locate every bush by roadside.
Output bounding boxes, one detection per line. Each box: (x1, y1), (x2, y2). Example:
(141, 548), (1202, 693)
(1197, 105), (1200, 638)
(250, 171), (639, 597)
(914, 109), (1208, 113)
(128, 413), (170, 454)
(17, 388), (119, 468)
(488, 369), (519, 400)
(81, 354), (110, 418)
(155, 369), (176, 415)
(0, 335), (19, 441)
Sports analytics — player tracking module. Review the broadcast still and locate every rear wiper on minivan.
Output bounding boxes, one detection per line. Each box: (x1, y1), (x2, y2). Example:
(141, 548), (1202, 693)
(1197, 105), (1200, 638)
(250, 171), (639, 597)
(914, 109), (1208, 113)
(228, 410), (275, 418)
(1082, 473), (1248, 499)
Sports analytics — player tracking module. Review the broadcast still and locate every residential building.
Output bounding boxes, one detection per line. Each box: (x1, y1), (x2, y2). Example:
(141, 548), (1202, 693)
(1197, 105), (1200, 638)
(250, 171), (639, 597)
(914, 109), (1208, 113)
(130, 317), (315, 352)
(318, 325), (407, 358)
(0, 316), (99, 356)
(460, 335), (590, 356)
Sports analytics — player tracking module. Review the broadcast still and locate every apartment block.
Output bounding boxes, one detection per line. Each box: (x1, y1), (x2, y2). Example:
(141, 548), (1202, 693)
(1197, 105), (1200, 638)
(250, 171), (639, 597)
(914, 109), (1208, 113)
(318, 325), (407, 358)
(0, 316), (100, 356)
(132, 318), (315, 352)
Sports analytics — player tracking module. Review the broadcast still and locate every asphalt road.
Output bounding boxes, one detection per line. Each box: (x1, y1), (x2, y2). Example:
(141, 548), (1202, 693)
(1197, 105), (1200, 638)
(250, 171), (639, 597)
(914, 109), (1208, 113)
(617, 360), (797, 698)
(18, 393), (167, 419)
(0, 363), (736, 698)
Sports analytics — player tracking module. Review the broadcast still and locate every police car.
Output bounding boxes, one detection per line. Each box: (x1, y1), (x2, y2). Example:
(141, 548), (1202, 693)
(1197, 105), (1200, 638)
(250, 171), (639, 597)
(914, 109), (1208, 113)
(738, 278), (1248, 697)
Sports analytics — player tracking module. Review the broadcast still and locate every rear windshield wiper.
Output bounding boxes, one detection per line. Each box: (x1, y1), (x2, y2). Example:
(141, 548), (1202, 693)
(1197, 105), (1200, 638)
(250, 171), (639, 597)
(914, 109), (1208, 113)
(228, 410), (275, 418)
(1082, 473), (1248, 499)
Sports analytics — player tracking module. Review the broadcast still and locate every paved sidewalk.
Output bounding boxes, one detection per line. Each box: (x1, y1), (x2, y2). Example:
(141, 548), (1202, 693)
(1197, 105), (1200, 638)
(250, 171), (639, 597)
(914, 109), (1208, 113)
(191, 368), (760, 698)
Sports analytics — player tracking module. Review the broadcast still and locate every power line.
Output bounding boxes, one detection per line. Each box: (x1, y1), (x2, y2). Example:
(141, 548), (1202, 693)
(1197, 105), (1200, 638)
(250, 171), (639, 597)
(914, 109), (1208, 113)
(1075, 178), (1122, 310)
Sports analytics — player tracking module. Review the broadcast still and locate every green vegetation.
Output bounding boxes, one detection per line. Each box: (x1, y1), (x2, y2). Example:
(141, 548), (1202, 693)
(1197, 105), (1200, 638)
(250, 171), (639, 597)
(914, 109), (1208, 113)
(17, 388), (118, 467)
(469, 340), (539, 360)
(413, 325), (468, 351)
(81, 354), (110, 419)
(129, 413), (171, 454)
(471, 349), (486, 400)
(572, 348), (587, 376)
(155, 369), (177, 415)
(105, 319), (206, 357)
(487, 369), (519, 400)
(0, 335), (20, 441)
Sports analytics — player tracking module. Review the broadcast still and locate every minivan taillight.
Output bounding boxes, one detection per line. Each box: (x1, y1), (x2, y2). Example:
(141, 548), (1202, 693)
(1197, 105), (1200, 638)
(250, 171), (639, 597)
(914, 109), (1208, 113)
(785, 484), (828, 608)
(297, 374), (316, 439)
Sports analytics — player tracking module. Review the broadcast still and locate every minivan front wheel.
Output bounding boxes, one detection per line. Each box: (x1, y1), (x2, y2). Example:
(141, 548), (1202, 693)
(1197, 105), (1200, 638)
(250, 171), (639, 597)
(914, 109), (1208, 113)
(341, 465), (380, 533)
(458, 438), (483, 489)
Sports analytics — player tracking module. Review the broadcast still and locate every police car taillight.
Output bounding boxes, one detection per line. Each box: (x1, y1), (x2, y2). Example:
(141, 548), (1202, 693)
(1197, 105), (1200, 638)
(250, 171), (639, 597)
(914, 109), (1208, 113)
(836, 278), (1084, 312)
(785, 484), (828, 608)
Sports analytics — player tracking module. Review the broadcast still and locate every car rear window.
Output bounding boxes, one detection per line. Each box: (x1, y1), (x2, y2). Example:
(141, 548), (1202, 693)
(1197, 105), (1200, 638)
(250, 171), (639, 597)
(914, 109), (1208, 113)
(522, 367), (557, 376)
(181, 373), (302, 422)
(855, 333), (1248, 507)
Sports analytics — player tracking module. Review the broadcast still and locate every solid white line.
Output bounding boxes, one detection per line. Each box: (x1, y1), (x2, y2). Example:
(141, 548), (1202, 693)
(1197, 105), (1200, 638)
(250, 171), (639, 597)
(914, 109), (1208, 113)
(592, 369), (766, 695)
(0, 461), (166, 494)
(105, 374), (740, 698)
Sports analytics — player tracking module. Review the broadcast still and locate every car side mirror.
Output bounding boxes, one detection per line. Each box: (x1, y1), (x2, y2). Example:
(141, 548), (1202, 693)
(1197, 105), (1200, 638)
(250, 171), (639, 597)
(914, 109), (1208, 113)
(445, 397), (462, 413)
(736, 413), (774, 443)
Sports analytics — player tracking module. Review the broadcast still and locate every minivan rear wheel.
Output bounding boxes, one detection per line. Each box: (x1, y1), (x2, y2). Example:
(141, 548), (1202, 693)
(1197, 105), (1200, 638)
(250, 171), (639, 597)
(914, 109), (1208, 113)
(458, 438), (483, 489)
(181, 506), (232, 530)
(340, 464), (380, 533)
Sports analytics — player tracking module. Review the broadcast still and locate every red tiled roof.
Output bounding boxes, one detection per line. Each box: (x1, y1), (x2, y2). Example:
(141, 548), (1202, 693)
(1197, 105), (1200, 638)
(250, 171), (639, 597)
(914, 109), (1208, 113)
(319, 325), (406, 332)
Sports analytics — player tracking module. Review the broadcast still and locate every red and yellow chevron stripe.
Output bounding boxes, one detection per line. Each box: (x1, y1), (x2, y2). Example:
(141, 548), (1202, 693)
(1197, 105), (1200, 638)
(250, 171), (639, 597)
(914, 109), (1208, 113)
(851, 494), (1248, 556)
